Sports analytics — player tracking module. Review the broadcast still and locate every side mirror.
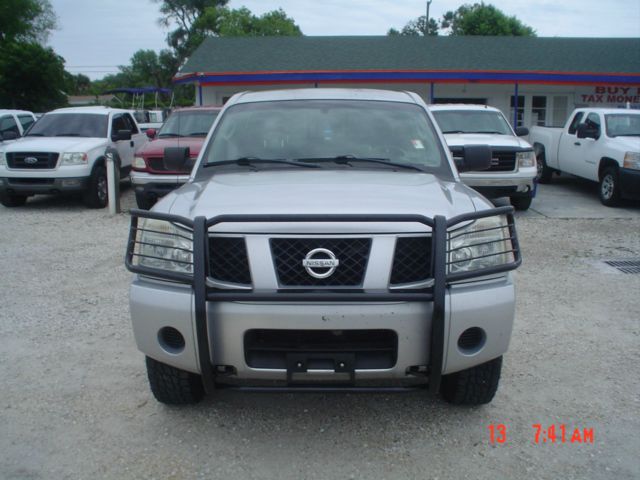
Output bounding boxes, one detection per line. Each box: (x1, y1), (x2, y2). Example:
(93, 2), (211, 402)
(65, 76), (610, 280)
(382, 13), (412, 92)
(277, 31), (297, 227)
(0, 131), (19, 141)
(514, 126), (529, 137)
(577, 123), (599, 140)
(113, 129), (132, 141)
(457, 144), (492, 172)
(145, 128), (156, 139)
(163, 146), (190, 171)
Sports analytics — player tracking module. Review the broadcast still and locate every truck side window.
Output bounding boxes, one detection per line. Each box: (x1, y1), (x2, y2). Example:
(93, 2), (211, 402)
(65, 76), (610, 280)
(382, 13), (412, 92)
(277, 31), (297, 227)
(112, 115), (127, 136)
(123, 113), (139, 134)
(567, 112), (584, 135)
(0, 115), (20, 136)
(18, 115), (35, 131)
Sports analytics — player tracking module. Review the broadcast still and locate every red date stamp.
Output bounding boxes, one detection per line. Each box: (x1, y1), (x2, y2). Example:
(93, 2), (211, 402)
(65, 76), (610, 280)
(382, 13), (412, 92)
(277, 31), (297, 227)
(487, 424), (595, 444)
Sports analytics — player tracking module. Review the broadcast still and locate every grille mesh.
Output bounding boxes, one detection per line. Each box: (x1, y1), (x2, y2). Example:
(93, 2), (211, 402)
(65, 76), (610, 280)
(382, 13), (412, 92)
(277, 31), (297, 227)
(208, 237), (252, 285)
(488, 150), (517, 172)
(390, 237), (432, 285)
(271, 238), (371, 286)
(6, 152), (59, 169)
(603, 259), (640, 274)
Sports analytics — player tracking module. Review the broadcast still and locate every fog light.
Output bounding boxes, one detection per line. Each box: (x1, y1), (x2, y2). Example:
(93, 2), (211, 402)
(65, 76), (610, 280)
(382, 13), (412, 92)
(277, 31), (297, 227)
(458, 327), (486, 354)
(158, 327), (185, 353)
(61, 178), (82, 187)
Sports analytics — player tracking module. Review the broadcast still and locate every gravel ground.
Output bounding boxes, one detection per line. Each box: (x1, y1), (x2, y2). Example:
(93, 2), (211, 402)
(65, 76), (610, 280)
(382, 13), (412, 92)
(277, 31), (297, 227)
(1, 185), (639, 480)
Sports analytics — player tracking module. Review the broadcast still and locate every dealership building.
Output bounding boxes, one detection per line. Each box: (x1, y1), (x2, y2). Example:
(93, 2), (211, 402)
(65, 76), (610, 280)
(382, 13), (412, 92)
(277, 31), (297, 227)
(174, 36), (640, 128)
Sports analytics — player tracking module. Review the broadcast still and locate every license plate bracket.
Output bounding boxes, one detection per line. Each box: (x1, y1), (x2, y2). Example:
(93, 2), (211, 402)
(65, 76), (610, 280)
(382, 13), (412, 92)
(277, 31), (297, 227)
(286, 352), (356, 385)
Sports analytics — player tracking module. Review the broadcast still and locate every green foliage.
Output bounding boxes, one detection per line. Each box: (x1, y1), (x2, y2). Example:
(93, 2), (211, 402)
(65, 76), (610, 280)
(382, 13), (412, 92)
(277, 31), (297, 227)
(442, 3), (536, 36)
(0, 41), (66, 111)
(0, 0), (57, 43)
(388, 2), (535, 37)
(63, 72), (91, 95)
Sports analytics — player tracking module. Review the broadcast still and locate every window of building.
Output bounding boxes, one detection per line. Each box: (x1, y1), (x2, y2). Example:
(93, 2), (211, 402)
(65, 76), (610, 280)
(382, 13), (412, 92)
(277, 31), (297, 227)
(510, 96), (525, 127)
(552, 96), (569, 127)
(532, 96), (547, 126)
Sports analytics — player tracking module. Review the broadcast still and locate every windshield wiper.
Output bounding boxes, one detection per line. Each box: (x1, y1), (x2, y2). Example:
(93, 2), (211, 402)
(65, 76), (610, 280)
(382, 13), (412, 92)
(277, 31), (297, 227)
(611, 133), (640, 137)
(26, 133), (45, 136)
(55, 133), (81, 137)
(186, 132), (209, 136)
(442, 130), (465, 134)
(203, 157), (320, 169)
(297, 155), (426, 172)
(158, 133), (183, 138)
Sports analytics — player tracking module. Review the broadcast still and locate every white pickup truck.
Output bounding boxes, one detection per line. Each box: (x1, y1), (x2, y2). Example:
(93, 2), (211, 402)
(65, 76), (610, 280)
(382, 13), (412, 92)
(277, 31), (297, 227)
(0, 106), (146, 208)
(529, 108), (640, 206)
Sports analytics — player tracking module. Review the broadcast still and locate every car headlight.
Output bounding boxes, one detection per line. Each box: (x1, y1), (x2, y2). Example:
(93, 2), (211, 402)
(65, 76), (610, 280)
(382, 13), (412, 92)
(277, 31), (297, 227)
(132, 218), (193, 274)
(448, 215), (514, 274)
(61, 152), (88, 165)
(133, 156), (147, 170)
(516, 150), (536, 168)
(0, 151), (6, 166)
(623, 152), (640, 170)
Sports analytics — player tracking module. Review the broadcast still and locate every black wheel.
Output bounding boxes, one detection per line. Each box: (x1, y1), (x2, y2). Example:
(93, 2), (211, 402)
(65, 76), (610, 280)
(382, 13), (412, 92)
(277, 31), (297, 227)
(83, 165), (108, 208)
(135, 191), (156, 210)
(0, 193), (28, 207)
(535, 151), (553, 184)
(145, 356), (205, 405)
(440, 356), (502, 405)
(599, 167), (621, 207)
(510, 194), (533, 211)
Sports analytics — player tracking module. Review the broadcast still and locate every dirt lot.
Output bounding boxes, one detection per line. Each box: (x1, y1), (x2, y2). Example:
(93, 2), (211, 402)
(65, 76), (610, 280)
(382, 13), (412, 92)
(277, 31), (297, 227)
(1, 181), (639, 480)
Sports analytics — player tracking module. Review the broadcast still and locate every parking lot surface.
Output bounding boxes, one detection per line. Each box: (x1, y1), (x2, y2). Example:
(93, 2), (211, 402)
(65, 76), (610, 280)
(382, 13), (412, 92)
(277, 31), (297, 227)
(1, 180), (639, 479)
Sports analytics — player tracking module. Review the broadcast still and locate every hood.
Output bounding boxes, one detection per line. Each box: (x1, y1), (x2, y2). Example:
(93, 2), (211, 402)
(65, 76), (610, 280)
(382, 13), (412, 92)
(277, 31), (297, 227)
(3, 136), (107, 153)
(443, 133), (531, 149)
(161, 170), (487, 230)
(139, 137), (205, 158)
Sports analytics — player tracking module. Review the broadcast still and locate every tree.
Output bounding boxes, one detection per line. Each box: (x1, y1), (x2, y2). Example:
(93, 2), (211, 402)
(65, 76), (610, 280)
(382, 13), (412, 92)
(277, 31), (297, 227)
(0, 0), (57, 43)
(388, 2), (535, 37)
(442, 3), (535, 36)
(388, 16), (438, 36)
(0, 41), (66, 110)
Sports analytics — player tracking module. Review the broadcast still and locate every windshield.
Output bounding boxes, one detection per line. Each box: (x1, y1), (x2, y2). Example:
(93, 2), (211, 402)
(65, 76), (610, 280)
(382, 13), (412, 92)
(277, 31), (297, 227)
(605, 113), (640, 137)
(201, 100), (452, 177)
(159, 110), (219, 137)
(26, 113), (108, 138)
(432, 109), (514, 135)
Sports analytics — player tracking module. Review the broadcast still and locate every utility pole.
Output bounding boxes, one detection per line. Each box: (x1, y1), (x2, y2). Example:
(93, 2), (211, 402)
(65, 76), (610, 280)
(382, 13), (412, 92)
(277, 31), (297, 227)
(425, 0), (433, 36)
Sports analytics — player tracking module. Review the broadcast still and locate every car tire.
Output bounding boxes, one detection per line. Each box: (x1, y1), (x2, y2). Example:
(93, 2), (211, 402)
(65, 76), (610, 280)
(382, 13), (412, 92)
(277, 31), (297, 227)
(0, 193), (28, 207)
(510, 194), (533, 211)
(440, 356), (502, 406)
(535, 152), (553, 184)
(135, 191), (156, 210)
(599, 167), (621, 207)
(145, 356), (205, 405)
(83, 165), (108, 208)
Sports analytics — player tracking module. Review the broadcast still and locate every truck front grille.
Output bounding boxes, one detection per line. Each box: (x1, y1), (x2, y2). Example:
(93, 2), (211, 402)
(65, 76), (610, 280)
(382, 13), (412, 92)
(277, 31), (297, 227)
(146, 156), (194, 173)
(271, 238), (371, 287)
(208, 237), (252, 285)
(488, 150), (517, 172)
(390, 236), (432, 285)
(6, 152), (59, 169)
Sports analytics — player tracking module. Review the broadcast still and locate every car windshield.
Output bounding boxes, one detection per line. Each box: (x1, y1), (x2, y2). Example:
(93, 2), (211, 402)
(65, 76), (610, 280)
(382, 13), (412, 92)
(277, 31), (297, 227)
(201, 100), (452, 177)
(26, 113), (108, 138)
(158, 110), (219, 137)
(605, 113), (640, 137)
(432, 109), (514, 135)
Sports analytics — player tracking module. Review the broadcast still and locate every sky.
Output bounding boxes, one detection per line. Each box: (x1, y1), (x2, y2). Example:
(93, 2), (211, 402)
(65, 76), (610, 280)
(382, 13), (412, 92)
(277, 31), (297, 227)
(49, 0), (640, 80)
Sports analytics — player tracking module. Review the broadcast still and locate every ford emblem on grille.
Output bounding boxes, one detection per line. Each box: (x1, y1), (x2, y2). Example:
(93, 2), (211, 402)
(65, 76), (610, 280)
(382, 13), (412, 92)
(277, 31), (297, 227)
(302, 248), (340, 279)
(24, 156), (39, 164)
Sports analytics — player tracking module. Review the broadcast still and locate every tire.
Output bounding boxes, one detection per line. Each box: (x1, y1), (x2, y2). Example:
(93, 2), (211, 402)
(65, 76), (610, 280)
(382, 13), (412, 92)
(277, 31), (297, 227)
(83, 165), (108, 208)
(145, 356), (205, 405)
(510, 194), (533, 211)
(440, 356), (502, 406)
(0, 193), (28, 207)
(599, 167), (621, 207)
(135, 191), (156, 210)
(535, 151), (553, 184)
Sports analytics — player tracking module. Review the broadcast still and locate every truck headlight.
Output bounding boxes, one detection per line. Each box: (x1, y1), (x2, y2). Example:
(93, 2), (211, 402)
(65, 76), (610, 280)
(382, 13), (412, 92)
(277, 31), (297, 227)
(133, 156), (147, 170)
(448, 215), (514, 274)
(516, 150), (536, 168)
(0, 151), (6, 166)
(61, 152), (88, 165)
(623, 152), (640, 170)
(132, 218), (193, 274)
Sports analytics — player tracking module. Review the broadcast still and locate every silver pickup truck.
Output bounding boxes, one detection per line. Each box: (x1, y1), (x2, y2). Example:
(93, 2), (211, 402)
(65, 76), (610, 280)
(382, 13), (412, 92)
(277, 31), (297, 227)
(125, 89), (521, 406)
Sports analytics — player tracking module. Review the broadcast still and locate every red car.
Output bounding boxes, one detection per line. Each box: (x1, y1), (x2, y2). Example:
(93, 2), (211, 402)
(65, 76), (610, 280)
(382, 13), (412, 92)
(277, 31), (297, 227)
(131, 106), (221, 209)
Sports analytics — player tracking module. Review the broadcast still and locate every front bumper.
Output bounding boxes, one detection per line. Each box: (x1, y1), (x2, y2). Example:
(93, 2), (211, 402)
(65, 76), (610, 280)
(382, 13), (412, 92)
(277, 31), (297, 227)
(131, 171), (189, 201)
(620, 167), (640, 200)
(126, 209), (521, 393)
(0, 176), (89, 195)
(460, 167), (536, 198)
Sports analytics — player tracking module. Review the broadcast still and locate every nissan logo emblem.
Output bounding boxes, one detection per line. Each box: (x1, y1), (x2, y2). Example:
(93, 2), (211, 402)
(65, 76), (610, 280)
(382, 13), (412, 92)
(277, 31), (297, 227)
(302, 248), (340, 279)
(24, 156), (38, 164)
